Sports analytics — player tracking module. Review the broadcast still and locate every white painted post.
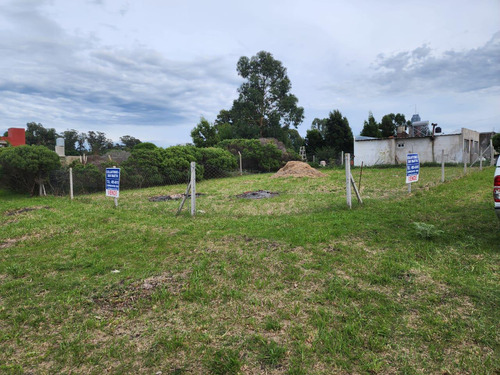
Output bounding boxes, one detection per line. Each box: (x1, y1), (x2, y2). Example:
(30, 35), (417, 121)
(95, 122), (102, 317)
(69, 167), (74, 200)
(491, 139), (495, 166)
(238, 151), (242, 176)
(113, 165), (118, 207)
(480, 148), (483, 171)
(345, 153), (351, 209)
(441, 150), (445, 183)
(190, 162), (196, 216)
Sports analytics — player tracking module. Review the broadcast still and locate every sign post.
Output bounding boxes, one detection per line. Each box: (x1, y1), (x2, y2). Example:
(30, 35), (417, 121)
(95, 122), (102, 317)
(106, 167), (121, 207)
(406, 153), (420, 193)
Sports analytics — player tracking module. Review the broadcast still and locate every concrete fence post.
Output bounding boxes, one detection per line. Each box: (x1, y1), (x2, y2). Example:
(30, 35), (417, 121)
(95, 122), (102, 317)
(345, 153), (351, 209)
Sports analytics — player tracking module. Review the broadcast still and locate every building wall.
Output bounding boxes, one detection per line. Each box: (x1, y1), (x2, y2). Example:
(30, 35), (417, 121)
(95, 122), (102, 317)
(0, 128), (26, 146)
(354, 128), (480, 166)
(354, 138), (395, 166)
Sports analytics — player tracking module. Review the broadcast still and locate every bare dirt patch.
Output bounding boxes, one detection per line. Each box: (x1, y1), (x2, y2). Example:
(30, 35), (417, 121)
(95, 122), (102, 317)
(271, 161), (327, 178)
(4, 206), (51, 216)
(236, 190), (279, 199)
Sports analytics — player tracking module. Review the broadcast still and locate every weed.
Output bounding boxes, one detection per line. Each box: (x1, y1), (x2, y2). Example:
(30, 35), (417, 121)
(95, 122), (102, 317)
(413, 222), (444, 239)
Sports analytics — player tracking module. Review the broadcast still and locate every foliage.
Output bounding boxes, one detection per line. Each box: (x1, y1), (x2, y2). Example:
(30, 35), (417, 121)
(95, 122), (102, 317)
(412, 222), (444, 240)
(87, 131), (113, 155)
(69, 163), (105, 193)
(217, 138), (282, 172)
(216, 51), (304, 144)
(0, 145), (61, 194)
(492, 133), (500, 153)
(191, 117), (220, 148)
(305, 110), (353, 162)
(121, 148), (166, 188)
(197, 147), (237, 177)
(25, 122), (58, 149)
(379, 113), (409, 138)
(62, 129), (81, 156)
(133, 142), (157, 151)
(305, 128), (326, 157)
(360, 112), (381, 138)
(119, 135), (142, 150)
(285, 128), (304, 152)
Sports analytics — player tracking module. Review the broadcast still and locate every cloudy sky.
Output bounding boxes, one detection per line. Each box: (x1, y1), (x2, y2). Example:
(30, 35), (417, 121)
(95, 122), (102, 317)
(1, 0), (499, 147)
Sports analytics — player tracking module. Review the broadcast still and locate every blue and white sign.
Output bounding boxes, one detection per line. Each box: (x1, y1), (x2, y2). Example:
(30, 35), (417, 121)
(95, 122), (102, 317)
(406, 153), (420, 184)
(105, 168), (121, 197)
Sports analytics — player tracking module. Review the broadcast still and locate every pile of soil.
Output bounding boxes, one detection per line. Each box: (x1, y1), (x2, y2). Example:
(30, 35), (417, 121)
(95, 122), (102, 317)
(271, 161), (327, 178)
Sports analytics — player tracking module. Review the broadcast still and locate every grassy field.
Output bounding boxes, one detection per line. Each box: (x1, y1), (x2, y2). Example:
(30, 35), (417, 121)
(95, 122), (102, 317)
(0, 165), (498, 374)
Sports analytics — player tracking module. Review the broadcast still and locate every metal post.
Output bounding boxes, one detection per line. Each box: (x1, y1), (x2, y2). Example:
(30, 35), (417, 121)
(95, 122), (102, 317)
(69, 167), (74, 200)
(441, 150), (445, 183)
(190, 162), (196, 216)
(341, 151), (344, 166)
(345, 153), (351, 209)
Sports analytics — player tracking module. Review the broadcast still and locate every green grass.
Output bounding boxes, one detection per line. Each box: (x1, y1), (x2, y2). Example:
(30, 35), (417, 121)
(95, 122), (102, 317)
(0, 165), (498, 374)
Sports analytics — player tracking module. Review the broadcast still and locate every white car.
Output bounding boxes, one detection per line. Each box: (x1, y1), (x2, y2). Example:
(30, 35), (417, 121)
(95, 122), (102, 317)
(495, 156), (500, 218)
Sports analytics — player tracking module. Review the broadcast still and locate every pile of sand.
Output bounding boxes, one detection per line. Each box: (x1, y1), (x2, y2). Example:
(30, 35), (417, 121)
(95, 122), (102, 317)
(271, 161), (327, 178)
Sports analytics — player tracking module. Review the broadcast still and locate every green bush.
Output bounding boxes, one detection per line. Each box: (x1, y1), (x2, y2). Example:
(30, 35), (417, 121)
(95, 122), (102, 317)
(197, 147), (237, 178)
(217, 139), (282, 172)
(0, 145), (61, 195)
(69, 163), (105, 193)
(132, 142), (157, 151)
(121, 148), (165, 188)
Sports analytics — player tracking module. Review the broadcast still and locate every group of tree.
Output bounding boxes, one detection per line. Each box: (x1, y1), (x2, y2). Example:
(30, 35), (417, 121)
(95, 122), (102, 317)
(304, 110), (354, 162)
(16, 122), (142, 155)
(360, 112), (410, 138)
(191, 50), (358, 163)
(191, 51), (305, 152)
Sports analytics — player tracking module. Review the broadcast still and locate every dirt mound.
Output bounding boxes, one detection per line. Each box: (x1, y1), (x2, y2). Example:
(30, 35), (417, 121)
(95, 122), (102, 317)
(271, 161), (327, 178)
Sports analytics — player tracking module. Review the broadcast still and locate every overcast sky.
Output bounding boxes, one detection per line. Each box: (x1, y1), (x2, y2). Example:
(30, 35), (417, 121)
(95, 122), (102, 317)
(1, 0), (499, 147)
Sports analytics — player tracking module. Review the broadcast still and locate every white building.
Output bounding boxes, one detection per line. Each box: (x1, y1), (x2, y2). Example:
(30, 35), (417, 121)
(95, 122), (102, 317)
(354, 128), (480, 166)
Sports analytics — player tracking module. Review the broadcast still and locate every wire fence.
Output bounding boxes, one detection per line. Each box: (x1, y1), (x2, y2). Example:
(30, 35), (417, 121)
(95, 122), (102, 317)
(46, 163), (241, 197)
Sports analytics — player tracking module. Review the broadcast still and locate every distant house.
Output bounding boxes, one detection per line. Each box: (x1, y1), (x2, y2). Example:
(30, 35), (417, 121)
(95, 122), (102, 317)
(354, 127), (481, 167)
(0, 128), (26, 147)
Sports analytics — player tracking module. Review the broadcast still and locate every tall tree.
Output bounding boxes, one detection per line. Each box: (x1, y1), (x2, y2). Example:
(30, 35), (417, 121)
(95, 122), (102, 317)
(219, 51), (304, 142)
(360, 112), (381, 138)
(25, 122), (58, 149)
(191, 117), (219, 148)
(305, 128), (326, 156)
(379, 113), (409, 138)
(120, 135), (142, 150)
(311, 118), (328, 136)
(63, 129), (80, 156)
(87, 131), (112, 155)
(323, 110), (353, 154)
(380, 114), (396, 138)
(76, 132), (87, 153)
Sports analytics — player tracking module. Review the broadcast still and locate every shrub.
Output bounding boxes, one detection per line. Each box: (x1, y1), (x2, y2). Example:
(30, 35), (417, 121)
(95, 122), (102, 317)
(0, 145), (61, 195)
(197, 147), (237, 178)
(132, 142), (158, 151)
(217, 139), (282, 172)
